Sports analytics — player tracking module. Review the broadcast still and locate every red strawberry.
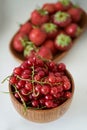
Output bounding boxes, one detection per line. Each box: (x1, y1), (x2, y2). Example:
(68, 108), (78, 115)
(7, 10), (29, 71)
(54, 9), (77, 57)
(53, 11), (71, 27)
(43, 40), (57, 54)
(37, 46), (53, 60)
(68, 7), (82, 22)
(19, 22), (32, 35)
(13, 33), (27, 52)
(65, 23), (82, 37)
(29, 28), (47, 46)
(31, 9), (49, 26)
(55, 0), (73, 11)
(41, 23), (58, 39)
(42, 3), (56, 14)
(54, 33), (72, 51)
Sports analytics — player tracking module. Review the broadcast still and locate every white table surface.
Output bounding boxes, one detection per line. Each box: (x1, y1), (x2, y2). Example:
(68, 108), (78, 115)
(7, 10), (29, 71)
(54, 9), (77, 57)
(0, 0), (87, 130)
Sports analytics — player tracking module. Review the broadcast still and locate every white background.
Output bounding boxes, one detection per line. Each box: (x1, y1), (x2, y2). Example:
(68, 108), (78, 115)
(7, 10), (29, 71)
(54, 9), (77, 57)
(0, 0), (87, 130)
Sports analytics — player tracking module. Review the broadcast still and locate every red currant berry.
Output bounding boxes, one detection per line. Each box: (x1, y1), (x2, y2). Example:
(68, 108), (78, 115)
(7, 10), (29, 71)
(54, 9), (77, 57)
(41, 85), (50, 95)
(13, 67), (22, 76)
(32, 100), (39, 107)
(35, 84), (42, 94)
(21, 73), (30, 79)
(55, 72), (61, 77)
(48, 74), (56, 83)
(49, 61), (56, 69)
(9, 76), (18, 85)
(20, 88), (29, 96)
(53, 92), (61, 98)
(35, 67), (42, 73)
(45, 94), (53, 100)
(25, 82), (33, 92)
(45, 100), (54, 108)
(57, 85), (63, 92)
(63, 81), (71, 90)
(57, 63), (66, 71)
(56, 76), (62, 82)
(64, 91), (72, 98)
(39, 98), (45, 105)
(50, 87), (58, 95)
(22, 69), (31, 75)
(17, 80), (26, 88)
(36, 58), (44, 67)
(28, 94), (33, 100)
(38, 70), (45, 78)
(21, 61), (29, 70)
(14, 92), (20, 99)
(22, 96), (29, 102)
(34, 75), (41, 81)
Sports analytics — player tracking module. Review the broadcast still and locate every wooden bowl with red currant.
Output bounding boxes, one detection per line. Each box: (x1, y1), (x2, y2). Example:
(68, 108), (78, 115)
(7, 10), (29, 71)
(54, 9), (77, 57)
(9, 0), (87, 62)
(9, 55), (74, 123)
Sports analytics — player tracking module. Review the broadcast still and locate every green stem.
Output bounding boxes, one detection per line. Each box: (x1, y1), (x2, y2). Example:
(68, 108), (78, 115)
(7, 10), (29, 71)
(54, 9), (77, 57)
(31, 65), (37, 96)
(0, 91), (15, 94)
(17, 75), (52, 86)
(1, 76), (11, 84)
(13, 85), (27, 113)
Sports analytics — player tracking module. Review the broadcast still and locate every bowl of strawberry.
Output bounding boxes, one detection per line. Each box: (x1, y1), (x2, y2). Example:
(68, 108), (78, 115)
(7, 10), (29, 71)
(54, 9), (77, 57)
(9, 0), (87, 62)
(8, 54), (74, 123)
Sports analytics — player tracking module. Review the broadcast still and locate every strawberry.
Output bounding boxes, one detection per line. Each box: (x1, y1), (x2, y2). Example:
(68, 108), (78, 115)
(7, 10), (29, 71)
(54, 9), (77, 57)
(42, 3), (56, 14)
(55, 0), (73, 11)
(19, 22), (32, 35)
(65, 23), (82, 38)
(31, 9), (49, 26)
(37, 46), (53, 60)
(29, 28), (47, 46)
(41, 23), (58, 39)
(54, 33), (72, 51)
(53, 11), (71, 27)
(13, 33), (28, 52)
(43, 40), (57, 54)
(68, 7), (83, 22)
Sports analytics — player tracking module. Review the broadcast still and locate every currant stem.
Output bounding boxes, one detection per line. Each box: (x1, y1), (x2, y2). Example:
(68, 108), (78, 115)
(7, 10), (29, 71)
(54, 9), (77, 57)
(0, 91), (15, 94)
(1, 76), (11, 84)
(13, 85), (27, 113)
(17, 75), (52, 86)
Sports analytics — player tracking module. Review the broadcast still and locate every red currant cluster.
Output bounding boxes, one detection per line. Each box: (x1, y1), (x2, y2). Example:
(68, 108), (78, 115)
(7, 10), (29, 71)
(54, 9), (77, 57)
(9, 55), (72, 109)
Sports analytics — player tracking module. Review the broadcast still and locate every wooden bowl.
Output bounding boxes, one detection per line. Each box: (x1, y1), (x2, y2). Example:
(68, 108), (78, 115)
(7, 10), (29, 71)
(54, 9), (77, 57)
(9, 11), (87, 63)
(9, 70), (75, 123)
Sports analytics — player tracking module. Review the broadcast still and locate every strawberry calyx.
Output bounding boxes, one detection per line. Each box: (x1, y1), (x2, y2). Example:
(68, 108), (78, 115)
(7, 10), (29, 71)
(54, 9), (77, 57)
(24, 44), (36, 58)
(76, 27), (82, 36)
(56, 34), (71, 47)
(21, 38), (37, 58)
(59, 0), (70, 6)
(42, 23), (58, 33)
(20, 37), (29, 47)
(54, 11), (70, 22)
(37, 9), (48, 15)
